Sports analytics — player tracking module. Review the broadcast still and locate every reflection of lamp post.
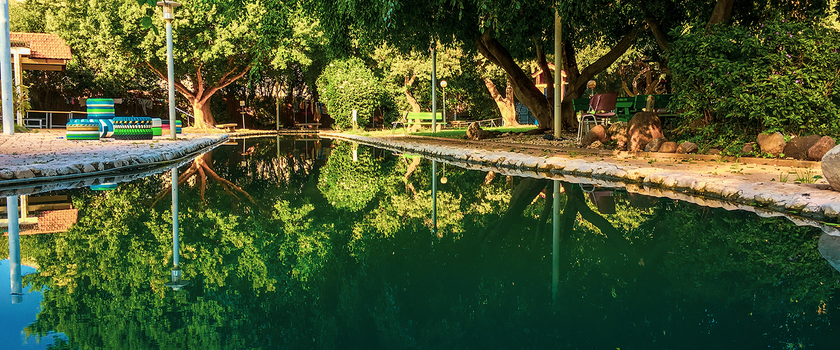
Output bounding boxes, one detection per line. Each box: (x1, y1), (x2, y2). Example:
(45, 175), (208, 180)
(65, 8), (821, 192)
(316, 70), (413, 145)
(240, 100), (246, 129)
(431, 160), (437, 234)
(440, 162), (447, 184)
(6, 195), (22, 303)
(165, 167), (188, 291)
(440, 80), (447, 126)
(158, 1), (180, 139)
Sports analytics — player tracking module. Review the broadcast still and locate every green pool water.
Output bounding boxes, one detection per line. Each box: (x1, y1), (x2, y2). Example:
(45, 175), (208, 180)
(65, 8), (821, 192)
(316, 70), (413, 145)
(2, 136), (839, 350)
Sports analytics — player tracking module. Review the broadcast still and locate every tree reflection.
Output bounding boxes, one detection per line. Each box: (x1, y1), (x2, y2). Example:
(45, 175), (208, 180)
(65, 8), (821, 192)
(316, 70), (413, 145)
(8, 138), (840, 349)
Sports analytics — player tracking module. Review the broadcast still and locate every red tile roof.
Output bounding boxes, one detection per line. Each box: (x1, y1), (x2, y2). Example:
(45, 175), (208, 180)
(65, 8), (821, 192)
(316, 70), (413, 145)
(9, 32), (71, 60)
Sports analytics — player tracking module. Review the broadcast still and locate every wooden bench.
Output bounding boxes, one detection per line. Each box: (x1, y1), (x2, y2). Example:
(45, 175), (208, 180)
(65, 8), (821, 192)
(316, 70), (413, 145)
(215, 123), (237, 132)
(295, 123), (321, 130)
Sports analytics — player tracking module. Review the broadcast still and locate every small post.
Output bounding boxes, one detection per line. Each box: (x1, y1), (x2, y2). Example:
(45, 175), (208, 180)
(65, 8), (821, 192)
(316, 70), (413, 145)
(240, 100), (245, 129)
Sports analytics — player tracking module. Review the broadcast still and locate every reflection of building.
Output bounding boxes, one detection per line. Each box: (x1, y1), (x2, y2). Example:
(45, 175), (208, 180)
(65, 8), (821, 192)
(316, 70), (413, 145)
(1, 195), (78, 235)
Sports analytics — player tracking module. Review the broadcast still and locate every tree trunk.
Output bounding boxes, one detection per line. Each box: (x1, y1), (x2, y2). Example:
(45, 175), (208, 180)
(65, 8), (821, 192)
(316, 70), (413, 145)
(405, 74), (421, 113)
(706, 0), (735, 30)
(191, 98), (216, 128)
(476, 28), (553, 130)
(534, 38), (554, 118)
(483, 77), (519, 126)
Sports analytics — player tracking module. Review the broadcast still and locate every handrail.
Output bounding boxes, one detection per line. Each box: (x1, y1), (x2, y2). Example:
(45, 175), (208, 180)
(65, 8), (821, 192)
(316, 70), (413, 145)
(175, 107), (220, 130)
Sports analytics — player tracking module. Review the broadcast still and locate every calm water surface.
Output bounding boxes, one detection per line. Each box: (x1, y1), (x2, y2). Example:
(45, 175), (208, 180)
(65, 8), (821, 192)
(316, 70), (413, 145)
(1, 136), (839, 349)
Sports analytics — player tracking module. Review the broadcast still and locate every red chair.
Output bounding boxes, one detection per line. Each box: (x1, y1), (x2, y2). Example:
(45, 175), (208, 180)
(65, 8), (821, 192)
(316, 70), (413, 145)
(578, 92), (618, 141)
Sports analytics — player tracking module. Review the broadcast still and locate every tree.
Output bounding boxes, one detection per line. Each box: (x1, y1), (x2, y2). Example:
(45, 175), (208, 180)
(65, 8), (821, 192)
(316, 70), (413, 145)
(45, 0), (294, 128)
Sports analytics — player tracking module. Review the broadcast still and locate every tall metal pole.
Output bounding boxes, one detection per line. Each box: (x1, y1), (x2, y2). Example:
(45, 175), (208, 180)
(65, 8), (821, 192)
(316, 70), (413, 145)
(165, 17), (177, 139)
(1, 0), (14, 135)
(431, 47), (437, 133)
(172, 168), (179, 268)
(6, 195), (21, 303)
(553, 10), (563, 139)
(551, 180), (561, 303)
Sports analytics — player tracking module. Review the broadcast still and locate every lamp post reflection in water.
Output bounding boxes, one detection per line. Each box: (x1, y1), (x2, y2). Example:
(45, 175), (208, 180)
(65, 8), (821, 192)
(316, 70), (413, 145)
(432, 160), (437, 234)
(6, 195), (22, 303)
(165, 167), (188, 290)
(551, 180), (561, 304)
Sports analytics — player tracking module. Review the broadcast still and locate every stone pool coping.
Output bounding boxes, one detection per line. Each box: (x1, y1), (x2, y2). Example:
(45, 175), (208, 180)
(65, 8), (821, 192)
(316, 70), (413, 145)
(0, 131), (228, 191)
(327, 133), (840, 226)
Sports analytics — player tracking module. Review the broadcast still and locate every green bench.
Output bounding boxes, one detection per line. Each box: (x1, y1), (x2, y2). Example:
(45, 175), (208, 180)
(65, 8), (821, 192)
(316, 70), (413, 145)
(393, 111), (445, 131)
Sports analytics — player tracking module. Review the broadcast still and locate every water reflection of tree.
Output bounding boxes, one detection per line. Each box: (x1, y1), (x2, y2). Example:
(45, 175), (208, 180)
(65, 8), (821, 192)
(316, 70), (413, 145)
(153, 152), (258, 207)
(13, 139), (840, 349)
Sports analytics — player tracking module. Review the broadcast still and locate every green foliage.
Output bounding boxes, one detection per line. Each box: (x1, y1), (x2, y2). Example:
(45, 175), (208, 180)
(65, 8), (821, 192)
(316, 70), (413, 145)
(318, 142), (390, 211)
(670, 19), (840, 137)
(317, 57), (393, 129)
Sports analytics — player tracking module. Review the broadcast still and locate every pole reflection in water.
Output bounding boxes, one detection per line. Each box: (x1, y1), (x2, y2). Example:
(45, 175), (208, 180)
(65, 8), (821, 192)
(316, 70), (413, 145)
(6, 196), (22, 303)
(165, 167), (188, 290)
(432, 160), (437, 234)
(551, 180), (560, 304)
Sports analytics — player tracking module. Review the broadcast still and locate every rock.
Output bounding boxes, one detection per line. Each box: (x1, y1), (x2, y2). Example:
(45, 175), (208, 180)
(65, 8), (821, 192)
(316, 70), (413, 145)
(0, 170), (12, 179)
(83, 164), (96, 172)
(677, 141), (699, 154)
(608, 122), (629, 150)
(645, 137), (667, 152)
(742, 142), (756, 154)
(542, 134), (555, 141)
(708, 148), (721, 155)
(581, 125), (608, 147)
(823, 144), (840, 191)
(783, 134), (822, 160)
(808, 136), (836, 161)
(466, 122), (495, 140)
(587, 141), (603, 149)
(627, 112), (663, 152)
(757, 132), (786, 156)
(819, 233), (840, 274)
(659, 142), (678, 153)
(13, 168), (35, 179)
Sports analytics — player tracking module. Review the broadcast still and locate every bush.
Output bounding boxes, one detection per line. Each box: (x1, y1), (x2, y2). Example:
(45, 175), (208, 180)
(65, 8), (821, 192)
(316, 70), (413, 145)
(670, 19), (840, 138)
(317, 57), (393, 129)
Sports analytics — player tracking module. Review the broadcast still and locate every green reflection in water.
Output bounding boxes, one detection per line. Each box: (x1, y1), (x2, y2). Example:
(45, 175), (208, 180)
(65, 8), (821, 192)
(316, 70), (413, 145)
(2, 137), (838, 349)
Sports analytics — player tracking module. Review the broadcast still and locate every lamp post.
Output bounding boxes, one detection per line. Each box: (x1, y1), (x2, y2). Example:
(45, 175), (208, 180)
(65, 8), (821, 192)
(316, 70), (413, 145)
(157, 1), (180, 139)
(240, 100), (245, 129)
(1, 0), (15, 135)
(440, 80), (447, 125)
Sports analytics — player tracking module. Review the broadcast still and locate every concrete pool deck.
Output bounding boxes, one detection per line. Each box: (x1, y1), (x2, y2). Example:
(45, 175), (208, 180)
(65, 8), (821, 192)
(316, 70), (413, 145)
(0, 129), (228, 187)
(327, 132), (840, 223)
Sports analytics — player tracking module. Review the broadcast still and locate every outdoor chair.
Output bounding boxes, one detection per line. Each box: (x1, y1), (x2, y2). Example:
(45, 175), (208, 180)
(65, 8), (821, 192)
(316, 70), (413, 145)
(577, 92), (618, 141)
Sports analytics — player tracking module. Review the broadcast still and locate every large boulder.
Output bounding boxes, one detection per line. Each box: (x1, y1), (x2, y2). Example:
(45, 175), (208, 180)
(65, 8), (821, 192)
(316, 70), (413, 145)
(466, 122), (494, 140)
(757, 132), (786, 156)
(659, 142), (678, 153)
(677, 141), (699, 154)
(644, 137), (667, 152)
(808, 136), (836, 161)
(823, 144), (840, 191)
(627, 112), (663, 152)
(783, 134), (822, 160)
(608, 122), (629, 150)
(581, 124), (608, 147)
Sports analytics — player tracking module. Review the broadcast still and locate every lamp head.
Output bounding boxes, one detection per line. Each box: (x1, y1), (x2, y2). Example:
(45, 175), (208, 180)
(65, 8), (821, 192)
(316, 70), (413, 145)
(587, 80), (596, 89)
(440, 80), (447, 88)
(240, 100), (246, 107)
(157, 1), (181, 21)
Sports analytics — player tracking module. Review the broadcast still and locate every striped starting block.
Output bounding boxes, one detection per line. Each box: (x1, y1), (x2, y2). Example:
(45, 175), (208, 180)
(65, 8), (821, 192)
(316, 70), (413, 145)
(65, 119), (101, 140)
(113, 116), (154, 140)
(86, 98), (115, 119)
(161, 120), (182, 135)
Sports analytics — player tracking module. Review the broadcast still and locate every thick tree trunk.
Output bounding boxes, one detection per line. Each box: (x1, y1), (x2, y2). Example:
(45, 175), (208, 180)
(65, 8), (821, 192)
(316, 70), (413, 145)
(483, 77), (519, 126)
(192, 99), (216, 128)
(404, 74), (421, 113)
(706, 0), (735, 29)
(534, 38), (554, 118)
(476, 28), (553, 129)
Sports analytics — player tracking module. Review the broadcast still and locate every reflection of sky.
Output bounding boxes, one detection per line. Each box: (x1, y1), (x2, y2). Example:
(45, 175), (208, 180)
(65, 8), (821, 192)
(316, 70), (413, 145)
(0, 260), (67, 349)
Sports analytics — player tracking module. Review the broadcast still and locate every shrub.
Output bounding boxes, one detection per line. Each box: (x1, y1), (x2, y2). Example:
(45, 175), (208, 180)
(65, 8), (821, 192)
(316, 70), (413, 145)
(670, 19), (840, 138)
(317, 57), (393, 129)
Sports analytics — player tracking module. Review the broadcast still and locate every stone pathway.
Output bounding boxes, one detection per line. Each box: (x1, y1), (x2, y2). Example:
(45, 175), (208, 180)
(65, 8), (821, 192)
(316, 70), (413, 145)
(0, 129), (227, 183)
